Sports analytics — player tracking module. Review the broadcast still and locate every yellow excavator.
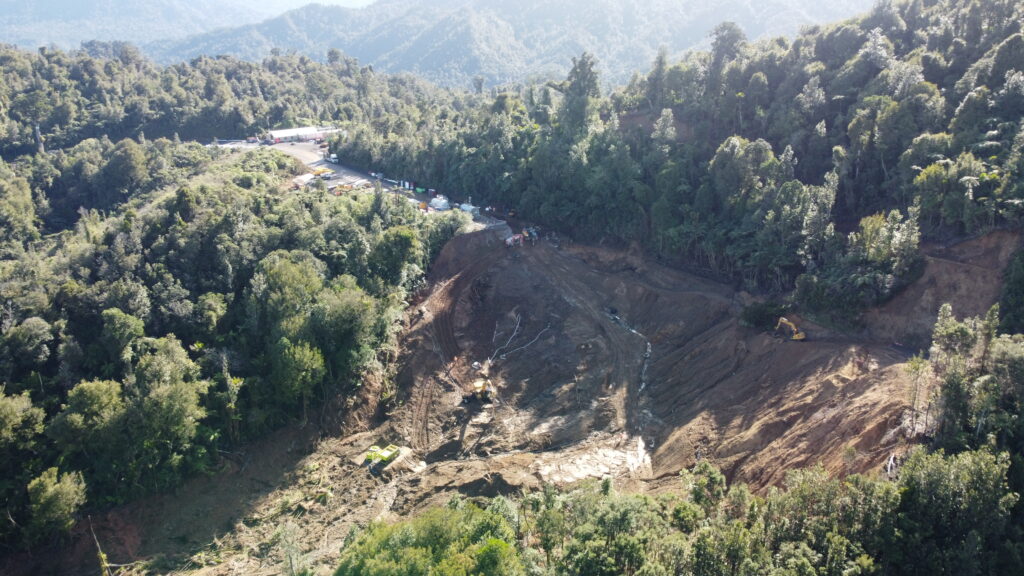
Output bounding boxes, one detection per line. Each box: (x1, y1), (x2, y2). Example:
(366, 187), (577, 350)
(463, 379), (497, 404)
(364, 444), (400, 469)
(775, 317), (807, 341)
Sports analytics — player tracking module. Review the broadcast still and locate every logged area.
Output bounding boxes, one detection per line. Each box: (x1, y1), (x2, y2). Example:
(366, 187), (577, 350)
(23, 224), (1012, 576)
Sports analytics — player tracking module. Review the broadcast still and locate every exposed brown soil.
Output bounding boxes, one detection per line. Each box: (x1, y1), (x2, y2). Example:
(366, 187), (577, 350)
(863, 229), (1021, 349)
(10, 225), (1014, 576)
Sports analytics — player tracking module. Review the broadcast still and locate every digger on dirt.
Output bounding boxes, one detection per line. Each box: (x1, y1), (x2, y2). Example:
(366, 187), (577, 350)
(775, 317), (807, 341)
(462, 379), (497, 404)
(364, 444), (400, 473)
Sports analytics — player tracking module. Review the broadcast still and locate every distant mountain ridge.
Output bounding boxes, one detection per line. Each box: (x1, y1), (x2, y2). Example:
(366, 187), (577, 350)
(144, 0), (877, 87)
(0, 0), (279, 48)
(0, 0), (370, 49)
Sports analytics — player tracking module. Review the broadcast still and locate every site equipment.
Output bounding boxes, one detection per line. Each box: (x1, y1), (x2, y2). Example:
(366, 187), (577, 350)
(775, 317), (807, 341)
(463, 379), (496, 404)
(365, 444), (401, 466)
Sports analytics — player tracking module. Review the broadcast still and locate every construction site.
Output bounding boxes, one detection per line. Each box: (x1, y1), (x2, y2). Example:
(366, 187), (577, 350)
(19, 223), (1019, 576)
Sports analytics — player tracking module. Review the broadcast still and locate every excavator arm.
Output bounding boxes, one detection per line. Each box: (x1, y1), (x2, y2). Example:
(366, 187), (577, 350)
(775, 317), (807, 341)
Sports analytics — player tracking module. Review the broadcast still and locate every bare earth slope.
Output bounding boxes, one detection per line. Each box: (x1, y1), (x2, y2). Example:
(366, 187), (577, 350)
(402, 231), (916, 490)
(11, 226), (1017, 575)
(863, 229), (1021, 348)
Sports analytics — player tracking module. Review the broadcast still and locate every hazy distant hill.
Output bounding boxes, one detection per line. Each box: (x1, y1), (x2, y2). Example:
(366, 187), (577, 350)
(0, 1), (372, 49)
(145, 0), (876, 86)
(0, 0), (273, 48)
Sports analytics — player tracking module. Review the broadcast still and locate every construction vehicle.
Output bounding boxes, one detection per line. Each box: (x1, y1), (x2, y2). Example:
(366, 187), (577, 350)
(775, 317), (807, 341)
(463, 379), (496, 404)
(365, 444), (401, 467)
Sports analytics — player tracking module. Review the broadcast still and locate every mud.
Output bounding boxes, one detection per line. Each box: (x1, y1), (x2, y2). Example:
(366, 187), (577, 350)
(863, 229), (1020, 349)
(358, 226), (922, 512)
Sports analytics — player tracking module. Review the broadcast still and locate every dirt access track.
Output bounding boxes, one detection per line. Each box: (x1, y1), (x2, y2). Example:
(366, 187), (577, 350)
(13, 226), (1017, 576)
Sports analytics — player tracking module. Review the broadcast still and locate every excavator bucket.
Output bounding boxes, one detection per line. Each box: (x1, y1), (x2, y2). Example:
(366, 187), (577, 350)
(775, 317), (807, 341)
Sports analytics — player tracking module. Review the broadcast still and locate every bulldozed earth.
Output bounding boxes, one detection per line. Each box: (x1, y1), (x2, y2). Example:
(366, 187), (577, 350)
(11, 226), (1019, 575)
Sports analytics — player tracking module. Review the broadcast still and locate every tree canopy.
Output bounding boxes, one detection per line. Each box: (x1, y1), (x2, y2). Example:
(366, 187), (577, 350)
(0, 145), (467, 545)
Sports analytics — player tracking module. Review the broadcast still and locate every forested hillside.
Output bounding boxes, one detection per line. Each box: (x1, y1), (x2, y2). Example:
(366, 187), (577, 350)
(0, 44), (461, 181)
(331, 0), (1024, 320)
(0, 45), (473, 550)
(0, 0), (283, 49)
(145, 0), (875, 86)
(2, 0), (1024, 571)
(0, 142), (467, 546)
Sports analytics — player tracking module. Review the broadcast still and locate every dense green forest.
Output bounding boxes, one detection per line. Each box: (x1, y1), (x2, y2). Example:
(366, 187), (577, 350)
(330, 0), (1024, 319)
(0, 26), (478, 551)
(2, 0), (1024, 567)
(2, 0), (1021, 313)
(0, 41), (462, 168)
(0, 143), (468, 546)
